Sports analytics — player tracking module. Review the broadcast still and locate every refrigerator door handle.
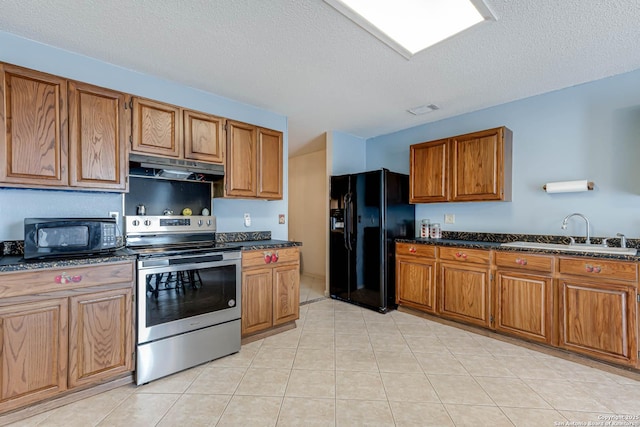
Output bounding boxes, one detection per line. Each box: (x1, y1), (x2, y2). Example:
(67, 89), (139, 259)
(343, 193), (351, 251)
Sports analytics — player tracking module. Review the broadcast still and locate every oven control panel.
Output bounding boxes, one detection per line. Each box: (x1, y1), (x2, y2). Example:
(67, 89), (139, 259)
(125, 215), (216, 234)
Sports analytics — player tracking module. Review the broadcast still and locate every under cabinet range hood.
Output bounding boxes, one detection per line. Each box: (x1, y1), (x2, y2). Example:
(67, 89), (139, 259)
(129, 153), (224, 180)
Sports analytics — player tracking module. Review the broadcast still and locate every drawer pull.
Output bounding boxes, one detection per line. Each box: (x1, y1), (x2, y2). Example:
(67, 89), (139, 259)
(455, 252), (468, 259)
(54, 273), (82, 284)
(264, 252), (279, 264)
(409, 247), (417, 253)
(585, 264), (601, 273)
(515, 258), (528, 266)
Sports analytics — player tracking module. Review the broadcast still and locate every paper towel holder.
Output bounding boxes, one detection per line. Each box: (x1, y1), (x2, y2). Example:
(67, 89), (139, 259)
(543, 180), (594, 193)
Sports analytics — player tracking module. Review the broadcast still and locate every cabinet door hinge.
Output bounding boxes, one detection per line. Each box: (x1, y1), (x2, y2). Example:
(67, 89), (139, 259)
(129, 135), (133, 145)
(489, 273), (494, 281)
(490, 315), (494, 324)
(637, 294), (640, 303)
(129, 99), (133, 109)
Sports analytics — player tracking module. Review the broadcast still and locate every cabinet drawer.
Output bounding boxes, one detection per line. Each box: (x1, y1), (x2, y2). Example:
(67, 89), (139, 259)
(396, 243), (436, 259)
(495, 251), (554, 273)
(242, 247), (299, 269)
(439, 246), (490, 265)
(558, 257), (638, 282)
(0, 261), (135, 298)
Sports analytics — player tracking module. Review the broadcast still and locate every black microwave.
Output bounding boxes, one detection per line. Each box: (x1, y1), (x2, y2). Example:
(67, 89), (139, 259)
(24, 218), (118, 260)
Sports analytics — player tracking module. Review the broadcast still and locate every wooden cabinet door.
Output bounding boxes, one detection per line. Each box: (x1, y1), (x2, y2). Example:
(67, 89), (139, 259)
(396, 256), (436, 313)
(257, 128), (283, 200)
(184, 110), (225, 164)
(450, 128), (504, 202)
(439, 263), (490, 327)
(68, 287), (133, 388)
(0, 64), (68, 187)
(558, 279), (637, 366)
(273, 264), (299, 326)
(0, 298), (68, 412)
(68, 81), (128, 191)
(241, 268), (273, 336)
(226, 120), (257, 197)
(131, 97), (180, 157)
(409, 138), (448, 203)
(495, 270), (552, 344)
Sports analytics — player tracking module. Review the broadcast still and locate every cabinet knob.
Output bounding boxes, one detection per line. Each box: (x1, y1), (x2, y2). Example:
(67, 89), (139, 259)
(455, 252), (467, 259)
(54, 273), (82, 284)
(515, 258), (527, 265)
(409, 247), (417, 253)
(585, 264), (601, 273)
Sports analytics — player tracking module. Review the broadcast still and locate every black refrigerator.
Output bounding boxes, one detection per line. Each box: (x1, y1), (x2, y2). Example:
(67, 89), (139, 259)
(329, 169), (415, 313)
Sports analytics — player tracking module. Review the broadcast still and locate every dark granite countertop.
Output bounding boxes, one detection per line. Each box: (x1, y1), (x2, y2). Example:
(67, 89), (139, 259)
(397, 234), (640, 262)
(0, 230), (301, 273)
(233, 240), (302, 251)
(0, 248), (137, 273)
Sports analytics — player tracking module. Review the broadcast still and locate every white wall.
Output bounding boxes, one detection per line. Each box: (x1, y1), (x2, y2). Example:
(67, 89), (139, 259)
(0, 31), (289, 241)
(289, 149), (327, 277)
(366, 68), (640, 238)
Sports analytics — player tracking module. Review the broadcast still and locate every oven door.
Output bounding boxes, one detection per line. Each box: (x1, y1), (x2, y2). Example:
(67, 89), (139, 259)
(137, 252), (241, 344)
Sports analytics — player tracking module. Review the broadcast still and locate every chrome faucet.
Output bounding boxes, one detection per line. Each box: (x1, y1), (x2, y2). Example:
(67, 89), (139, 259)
(617, 233), (627, 248)
(561, 213), (591, 245)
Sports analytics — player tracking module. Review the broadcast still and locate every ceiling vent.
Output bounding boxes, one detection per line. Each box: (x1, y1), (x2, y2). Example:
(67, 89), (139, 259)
(407, 104), (440, 115)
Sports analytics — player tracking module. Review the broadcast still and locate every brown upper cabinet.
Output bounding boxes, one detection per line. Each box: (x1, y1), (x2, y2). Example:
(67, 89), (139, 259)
(410, 126), (512, 203)
(225, 120), (283, 200)
(0, 63), (129, 192)
(69, 81), (129, 191)
(131, 97), (225, 164)
(0, 64), (69, 187)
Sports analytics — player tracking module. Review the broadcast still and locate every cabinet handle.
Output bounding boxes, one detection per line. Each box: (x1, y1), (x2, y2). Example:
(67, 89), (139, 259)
(515, 258), (527, 266)
(455, 252), (468, 259)
(409, 247), (417, 253)
(585, 264), (601, 273)
(264, 251), (279, 264)
(54, 273), (82, 284)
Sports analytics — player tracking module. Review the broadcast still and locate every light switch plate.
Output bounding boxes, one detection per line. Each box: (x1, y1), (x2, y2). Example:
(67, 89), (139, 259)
(444, 213), (455, 224)
(243, 213), (251, 227)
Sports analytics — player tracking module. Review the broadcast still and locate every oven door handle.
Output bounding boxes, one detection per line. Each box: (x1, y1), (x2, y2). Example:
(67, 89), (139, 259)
(169, 254), (223, 264)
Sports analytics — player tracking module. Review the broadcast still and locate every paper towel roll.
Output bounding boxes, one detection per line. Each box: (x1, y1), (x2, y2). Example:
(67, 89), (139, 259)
(543, 180), (593, 193)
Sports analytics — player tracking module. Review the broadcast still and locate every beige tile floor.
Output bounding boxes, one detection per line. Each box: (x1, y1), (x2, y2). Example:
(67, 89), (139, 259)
(12, 298), (640, 427)
(299, 273), (327, 304)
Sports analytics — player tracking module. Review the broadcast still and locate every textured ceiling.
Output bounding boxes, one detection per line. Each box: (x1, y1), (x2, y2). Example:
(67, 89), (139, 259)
(1, 0), (640, 156)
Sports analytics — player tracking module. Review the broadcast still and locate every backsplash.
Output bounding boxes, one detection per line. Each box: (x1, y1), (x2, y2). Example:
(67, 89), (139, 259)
(216, 231), (271, 243)
(439, 231), (639, 249)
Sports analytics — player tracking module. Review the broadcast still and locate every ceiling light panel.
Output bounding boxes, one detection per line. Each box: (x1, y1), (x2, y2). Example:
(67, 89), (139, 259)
(324, 0), (493, 58)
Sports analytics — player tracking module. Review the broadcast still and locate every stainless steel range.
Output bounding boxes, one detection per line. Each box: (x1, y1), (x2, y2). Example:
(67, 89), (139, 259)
(125, 215), (241, 385)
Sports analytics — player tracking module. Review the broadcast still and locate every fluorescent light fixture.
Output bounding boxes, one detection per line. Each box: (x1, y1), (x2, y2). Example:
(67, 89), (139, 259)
(408, 104), (440, 115)
(324, 0), (494, 59)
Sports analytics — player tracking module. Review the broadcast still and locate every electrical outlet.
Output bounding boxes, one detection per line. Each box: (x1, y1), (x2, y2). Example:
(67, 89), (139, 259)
(444, 213), (455, 224)
(243, 213), (251, 227)
(109, 211), (119, 224)
(278, 214), (285, 224)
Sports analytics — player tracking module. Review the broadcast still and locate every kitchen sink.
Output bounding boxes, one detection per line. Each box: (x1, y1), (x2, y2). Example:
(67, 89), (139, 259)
(500, 241), (637, 256)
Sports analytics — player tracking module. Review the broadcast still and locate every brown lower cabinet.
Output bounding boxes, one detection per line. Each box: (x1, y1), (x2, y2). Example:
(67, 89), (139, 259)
(438, 247), (491, 328)
(241, 247), (300, 337)
(0, 261), (135, 414)
(395, 242), (640, 368)
(557, 257), (638, 366)
(395, 243), (436, 313)
(494, 252), (554, 344)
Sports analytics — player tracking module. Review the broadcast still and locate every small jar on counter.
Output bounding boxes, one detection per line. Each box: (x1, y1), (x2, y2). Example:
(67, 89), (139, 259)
(430, 223), (441, 239)
(420, 219), (430, 238)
